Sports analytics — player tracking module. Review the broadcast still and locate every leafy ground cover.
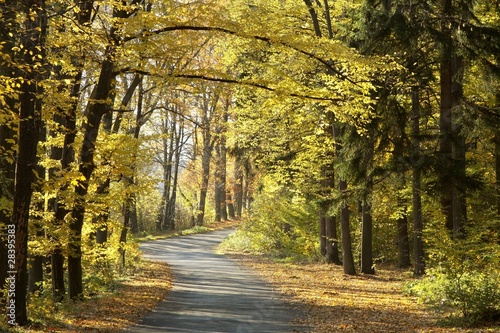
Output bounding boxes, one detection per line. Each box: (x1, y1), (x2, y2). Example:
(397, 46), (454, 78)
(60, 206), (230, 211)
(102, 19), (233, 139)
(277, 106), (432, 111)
(229, 254), (500, 333)
(4, 261), (172, 333)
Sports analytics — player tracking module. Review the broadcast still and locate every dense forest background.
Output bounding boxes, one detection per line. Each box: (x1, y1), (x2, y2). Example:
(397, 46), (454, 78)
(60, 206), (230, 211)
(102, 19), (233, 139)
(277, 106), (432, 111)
(0, 0), (499, 327)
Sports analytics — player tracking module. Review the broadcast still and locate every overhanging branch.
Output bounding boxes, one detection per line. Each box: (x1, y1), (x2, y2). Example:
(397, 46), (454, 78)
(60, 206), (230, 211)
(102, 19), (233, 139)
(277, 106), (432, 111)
(123, 25), (360, 86)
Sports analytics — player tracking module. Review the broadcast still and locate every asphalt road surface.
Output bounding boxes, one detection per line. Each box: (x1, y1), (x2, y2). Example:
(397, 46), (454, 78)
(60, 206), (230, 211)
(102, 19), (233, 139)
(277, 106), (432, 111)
(125, 228), (302, 333)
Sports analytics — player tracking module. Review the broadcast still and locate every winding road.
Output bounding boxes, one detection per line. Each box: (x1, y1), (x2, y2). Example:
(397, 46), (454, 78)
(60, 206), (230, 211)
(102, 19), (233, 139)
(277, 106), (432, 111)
(126, 228), (302, 333)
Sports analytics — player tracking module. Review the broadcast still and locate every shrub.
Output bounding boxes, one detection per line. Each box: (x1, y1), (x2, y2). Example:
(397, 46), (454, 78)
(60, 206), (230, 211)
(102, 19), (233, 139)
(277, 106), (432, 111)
(407, 265), (500, 324)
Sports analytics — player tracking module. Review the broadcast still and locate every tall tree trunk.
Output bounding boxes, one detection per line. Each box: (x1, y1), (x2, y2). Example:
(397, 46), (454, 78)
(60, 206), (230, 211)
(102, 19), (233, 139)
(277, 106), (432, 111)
(397, 213), (411, 268)
(439, 0), (454, 232)
(68, 0), (133, 298)
(324, 117), (340, 265)
(411, 87), (425, 276)
(215, 145), (222, 222)
(439, 0), (466, 238)
(166, 118), (185, 231)
(339, 179), (356, 275)
(196, 91), (218, 226)
(234, 153), (244, 218)
(69, 52), (115, 301)
(0, 0), (18, 307)
(451, 55), (466, 239)
(393, 127), (411, 268)
(361, 180), (375, 274)
(162, 114), (175, 230)
(319, 213), (327, 256)
(197, 142), (212, 226)
(51, 0), (94, 301)
(28, 161), (45, 294)
(12, 0), (47, 324)
(227, 190), (236, 219)
(333, 122), (356, 275)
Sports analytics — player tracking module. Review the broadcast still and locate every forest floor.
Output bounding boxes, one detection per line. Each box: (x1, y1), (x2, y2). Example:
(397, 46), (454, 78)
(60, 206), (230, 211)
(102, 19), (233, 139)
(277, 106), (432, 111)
(8, 223), (500, 333)
(229, 254), (500, 333)
(7, 261), (173, 333)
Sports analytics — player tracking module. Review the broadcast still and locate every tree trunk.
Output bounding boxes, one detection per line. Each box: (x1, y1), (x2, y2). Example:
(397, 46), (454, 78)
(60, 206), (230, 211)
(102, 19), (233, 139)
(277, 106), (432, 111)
(390, 98), (412, 269)
(234, 154), (244, 218)
(439, 0), (454, 232)
(12, 0), (47, 324)
(319, 213), (327, 256)
(0, 0), (18, 307)
(361, 180), (375, 275)
(166, 119), (184, 231)
(397, 214), (411, 268)
(451, 55), (466, 239)
(69, 52), (115, 300)
(215, 147), (222, 222)
(339, 179), (356, 275)
(29, 159), (45, 294)
(227, 190), (235, 219)
(162, 115), (175, 230)
(51, 0), (94, 301)
(197, 144), (212, 226)
(325, 214), (341, 265)
(411, 87), (425, 276)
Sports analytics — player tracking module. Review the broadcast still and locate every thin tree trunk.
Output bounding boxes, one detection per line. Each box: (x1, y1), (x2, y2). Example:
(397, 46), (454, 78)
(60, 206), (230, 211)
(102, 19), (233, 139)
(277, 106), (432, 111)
(162, 115), (175, 230)
(319, 213), (327, 256)
(29, 158), (45, 293)
(411, 87), (425, 276)
(197, 144), (212, 226)
(361, 180), (375, 274)
(451, 55), (466, 239)
(234, 154), (244, 218)
(227, 190), (235, 219)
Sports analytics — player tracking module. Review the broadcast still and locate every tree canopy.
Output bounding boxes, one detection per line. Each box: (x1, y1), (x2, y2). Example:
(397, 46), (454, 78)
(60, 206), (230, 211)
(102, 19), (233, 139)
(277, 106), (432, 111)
(0, 0), (499, 327)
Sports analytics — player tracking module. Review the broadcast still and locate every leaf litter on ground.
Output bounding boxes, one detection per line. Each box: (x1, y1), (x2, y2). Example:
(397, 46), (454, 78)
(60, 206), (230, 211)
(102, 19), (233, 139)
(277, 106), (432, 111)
(228, 254), (500, 333)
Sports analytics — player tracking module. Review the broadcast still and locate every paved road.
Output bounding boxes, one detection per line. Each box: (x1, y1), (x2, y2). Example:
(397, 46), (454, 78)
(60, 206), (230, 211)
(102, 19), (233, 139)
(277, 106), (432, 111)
(126, 229), (301, 333)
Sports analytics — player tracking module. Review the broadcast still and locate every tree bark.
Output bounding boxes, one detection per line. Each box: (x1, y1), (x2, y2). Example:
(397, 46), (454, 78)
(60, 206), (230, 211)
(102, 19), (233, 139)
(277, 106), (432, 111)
(69, 53), (115, 301)
(12, 0), (47, 324)
(411, 87), (425, 276)
(439, 0), (454, 232)
(319, 213), (327, 256)
(361, 180), (375, 274)
(393, 133), (411, 268)
(0, 0), (18, 307)
(51, 0), (94, 301)
(234, 153), (244, 218)
(197, 142), (212, 226)
(451, 55), (466, 239)
(339, 179), (356, 275)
